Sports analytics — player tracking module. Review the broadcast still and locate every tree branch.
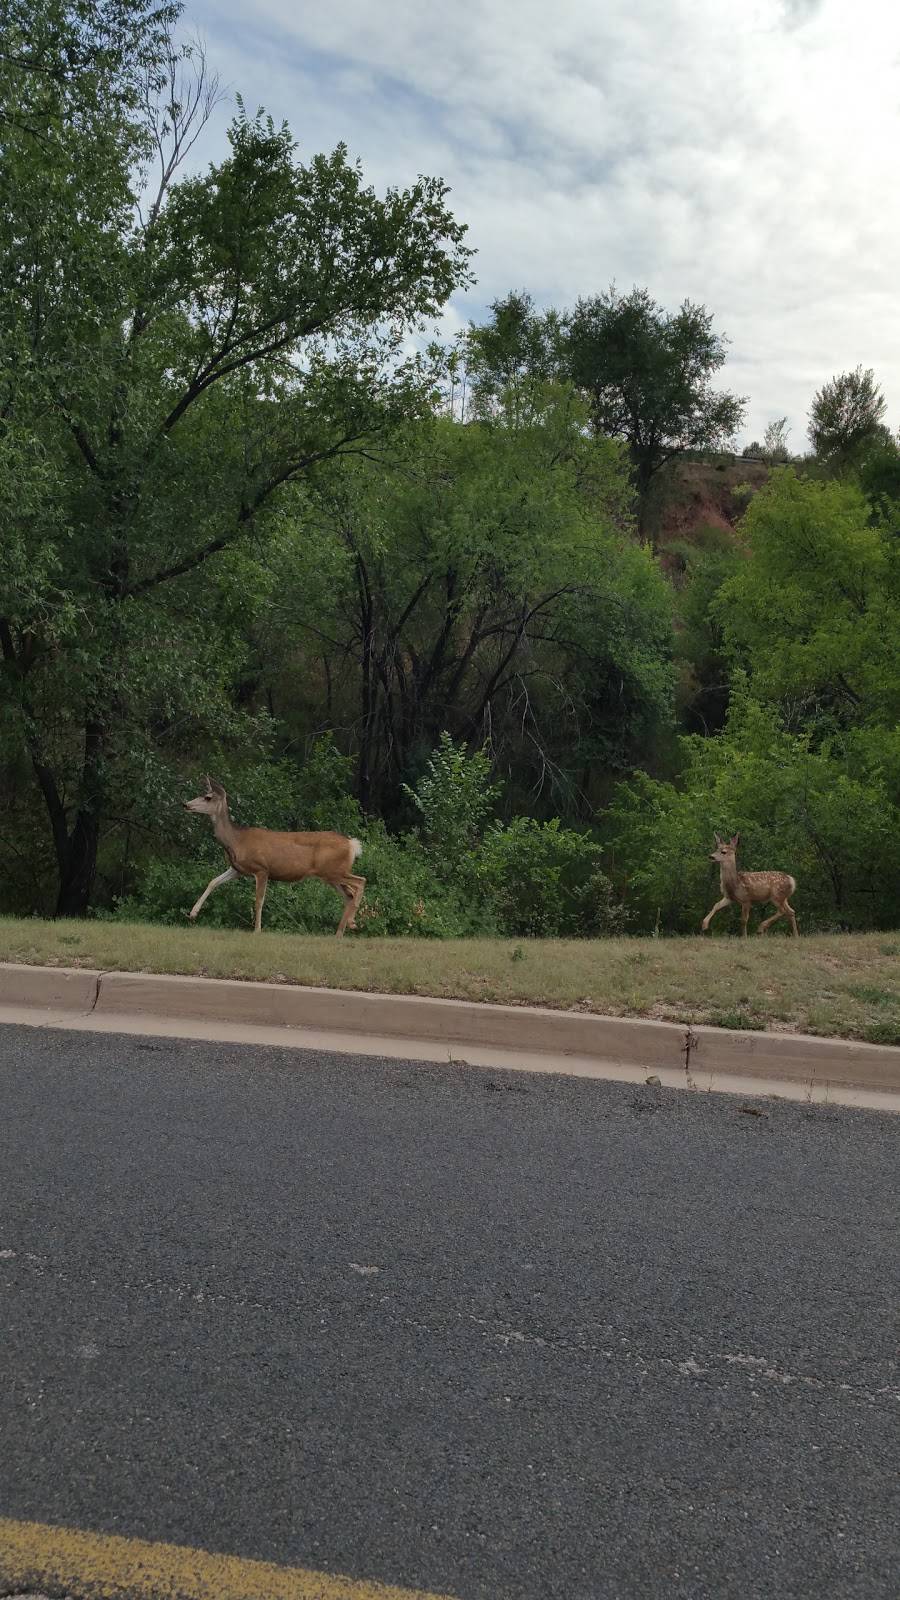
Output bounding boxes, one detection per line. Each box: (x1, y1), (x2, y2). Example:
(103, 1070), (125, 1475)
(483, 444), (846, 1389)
(140, 34), (222, 237)
(123, 435), (367, 598)
(393, 574), (433, 636)
(68, 419), (103, 476)
(157, 310), (337, 437)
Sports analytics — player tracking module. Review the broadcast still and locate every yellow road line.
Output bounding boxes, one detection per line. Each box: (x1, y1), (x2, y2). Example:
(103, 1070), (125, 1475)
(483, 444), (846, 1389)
(0, 1517), (459, 1600)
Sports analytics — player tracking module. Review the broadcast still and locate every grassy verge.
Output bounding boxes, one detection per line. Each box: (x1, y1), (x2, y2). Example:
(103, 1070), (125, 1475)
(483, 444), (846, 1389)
(2, 917), (899, 1044)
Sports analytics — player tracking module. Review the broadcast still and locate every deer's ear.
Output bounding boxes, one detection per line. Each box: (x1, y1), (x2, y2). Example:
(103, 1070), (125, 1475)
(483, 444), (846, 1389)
(208, 778), (226, 798)
(730, 833), (740, 848)
(713, 832), (723, 846)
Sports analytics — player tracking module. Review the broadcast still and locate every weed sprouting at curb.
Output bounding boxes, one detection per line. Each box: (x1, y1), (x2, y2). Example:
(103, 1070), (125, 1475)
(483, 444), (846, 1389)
(683, 1023), (699, 1090)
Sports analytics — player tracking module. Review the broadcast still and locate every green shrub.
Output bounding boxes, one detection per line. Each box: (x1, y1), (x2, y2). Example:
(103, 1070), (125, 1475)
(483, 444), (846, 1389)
(286, 736), (364, 834)
(402, 732), (501, 881)
(476, 816), (629, 938)
(349, 822), (492, 938)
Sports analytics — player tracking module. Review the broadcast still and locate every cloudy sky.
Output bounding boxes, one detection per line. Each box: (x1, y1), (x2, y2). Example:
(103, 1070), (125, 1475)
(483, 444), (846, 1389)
(185, 0), (899, 448)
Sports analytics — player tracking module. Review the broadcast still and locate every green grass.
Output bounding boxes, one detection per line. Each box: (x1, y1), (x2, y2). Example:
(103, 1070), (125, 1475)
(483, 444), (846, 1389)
(2, 917), (899, 1044)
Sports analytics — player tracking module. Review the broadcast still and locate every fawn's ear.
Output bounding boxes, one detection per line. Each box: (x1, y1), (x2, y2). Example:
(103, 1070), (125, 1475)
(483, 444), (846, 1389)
(730, 833), (740, 848)
(207, 778), (226, 798)
(713, 832), (723, 846)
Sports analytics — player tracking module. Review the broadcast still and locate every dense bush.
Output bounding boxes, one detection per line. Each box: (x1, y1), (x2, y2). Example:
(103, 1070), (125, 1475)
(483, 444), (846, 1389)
(402, 732), (500, 881)
(400, 736), (629, 936)
(107, 699), (900, 939)
(477, 817), (629, 938)
(348, 823), (492, 939)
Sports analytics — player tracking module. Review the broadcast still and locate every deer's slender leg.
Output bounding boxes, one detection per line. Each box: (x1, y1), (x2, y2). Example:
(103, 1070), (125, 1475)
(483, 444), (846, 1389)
(332, 873), (366, 937)
(253, 871), (268, 933)
(784, 901), (799, 937)
(740, 901), (751, 937)
(333, 886), (352, 937)
(345, 873), (366, 930)
(333, 881), (356, 937)
(701, 896), (731, 932)
(189, 867), (239, 921)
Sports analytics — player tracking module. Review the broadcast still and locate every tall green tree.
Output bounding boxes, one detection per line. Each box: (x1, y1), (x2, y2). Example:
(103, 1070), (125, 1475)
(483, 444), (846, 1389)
(762, 417), (791, 461)
(564, 286), (746, 535)
(461, 290), (566, 425)
(0, 0), (471, 913)
(713, 471), (900, 727)
(808, 366), (888, 475)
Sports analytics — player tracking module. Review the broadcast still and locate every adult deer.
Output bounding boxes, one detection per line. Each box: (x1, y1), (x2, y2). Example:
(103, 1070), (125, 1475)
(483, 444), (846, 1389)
(184, 778), (365, 936)
(701, 833), (799, 938)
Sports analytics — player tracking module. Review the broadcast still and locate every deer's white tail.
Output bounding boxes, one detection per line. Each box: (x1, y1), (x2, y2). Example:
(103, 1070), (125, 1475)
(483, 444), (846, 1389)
(349, 838), (363, 863)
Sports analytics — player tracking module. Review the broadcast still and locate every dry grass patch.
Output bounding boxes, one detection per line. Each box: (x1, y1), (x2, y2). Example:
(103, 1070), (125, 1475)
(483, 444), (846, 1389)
(1, 918), (899, 1044)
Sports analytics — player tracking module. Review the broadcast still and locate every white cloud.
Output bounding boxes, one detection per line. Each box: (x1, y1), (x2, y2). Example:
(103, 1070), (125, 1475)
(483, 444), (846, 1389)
(186, 0), (900, 447)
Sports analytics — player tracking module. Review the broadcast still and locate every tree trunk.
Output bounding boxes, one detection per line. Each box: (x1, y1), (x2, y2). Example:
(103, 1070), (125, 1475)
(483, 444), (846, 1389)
(35, 718), (107, 918)
(55, 806), (102, 917)
(635, 456), (656, 543)
(358, 612), (375, 812)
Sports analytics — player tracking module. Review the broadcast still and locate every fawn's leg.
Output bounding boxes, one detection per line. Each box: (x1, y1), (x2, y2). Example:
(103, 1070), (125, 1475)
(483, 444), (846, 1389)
(758, 903), (786, 934)
(189, 867), (239, 921)
(784, 901), (799, 937)
(253, 872), (268, 933)
(740, 901), (751, 937)
(701, 896), (731, 932)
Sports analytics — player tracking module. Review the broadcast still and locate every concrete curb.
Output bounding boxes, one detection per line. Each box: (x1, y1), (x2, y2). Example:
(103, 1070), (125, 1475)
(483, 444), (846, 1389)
(5, 962), (101, 1012)
(1, 960), (898, 1095)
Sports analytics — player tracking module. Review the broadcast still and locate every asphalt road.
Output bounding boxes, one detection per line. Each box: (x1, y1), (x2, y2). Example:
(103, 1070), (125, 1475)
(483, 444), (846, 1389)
(1, 1022), (898, 1600)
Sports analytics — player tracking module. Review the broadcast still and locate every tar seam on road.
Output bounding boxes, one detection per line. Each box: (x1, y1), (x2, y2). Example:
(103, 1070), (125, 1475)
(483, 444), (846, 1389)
(0, 1517), (459, 1600)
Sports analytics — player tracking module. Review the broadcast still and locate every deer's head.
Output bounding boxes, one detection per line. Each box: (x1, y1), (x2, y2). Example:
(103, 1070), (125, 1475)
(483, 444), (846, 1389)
(710, 832), (740, 864)
(184, 776), (227, 817)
